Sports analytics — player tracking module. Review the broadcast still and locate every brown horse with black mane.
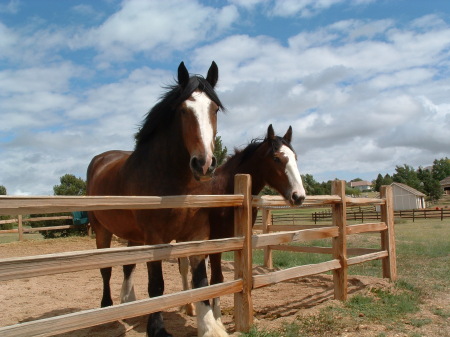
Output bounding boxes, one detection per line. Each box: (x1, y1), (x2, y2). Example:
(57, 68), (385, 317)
(178, 124), (306, 328)
(86, 61), (226, 337)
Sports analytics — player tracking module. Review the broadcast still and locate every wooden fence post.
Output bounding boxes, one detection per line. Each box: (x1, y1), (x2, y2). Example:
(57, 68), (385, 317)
(234, 174), (253, 332)
(18, 215), (23, 241)
(262, 208), (273, 269)
(380, 185), (397, 280)
(331, 180), (348, 301)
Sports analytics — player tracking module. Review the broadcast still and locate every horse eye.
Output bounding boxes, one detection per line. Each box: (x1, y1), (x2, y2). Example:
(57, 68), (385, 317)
(274, 157), (281, 163)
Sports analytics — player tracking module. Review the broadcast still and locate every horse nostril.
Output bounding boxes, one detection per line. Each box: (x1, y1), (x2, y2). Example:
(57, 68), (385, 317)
(210, 156), (217, 169)
(190, 156), (207, 173)
(292, 192), (305, 205)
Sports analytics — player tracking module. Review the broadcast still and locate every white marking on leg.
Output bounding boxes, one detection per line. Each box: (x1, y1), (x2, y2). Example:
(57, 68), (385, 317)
(179, 257), (196, 316)
(212, 297), (225, 330)
(196, 301), (228, 337)
(120, 270), (136, 303)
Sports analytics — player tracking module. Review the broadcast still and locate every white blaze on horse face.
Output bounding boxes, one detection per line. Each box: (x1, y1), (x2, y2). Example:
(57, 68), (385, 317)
(185, 91), (215, 174)
(280, 145), (306, 199)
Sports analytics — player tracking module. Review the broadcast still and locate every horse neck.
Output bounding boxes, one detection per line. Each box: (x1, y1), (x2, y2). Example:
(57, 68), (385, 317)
(128, 119), (193, 190)
(215, 151), (266, 196)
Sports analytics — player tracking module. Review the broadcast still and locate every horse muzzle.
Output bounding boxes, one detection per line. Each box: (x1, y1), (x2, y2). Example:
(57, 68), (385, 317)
(190, 155), (217, 182)
(290, 191), (306, 206)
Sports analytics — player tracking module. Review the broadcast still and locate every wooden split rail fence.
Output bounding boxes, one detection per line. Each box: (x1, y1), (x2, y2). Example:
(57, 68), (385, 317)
(0, 215), (77, 241)
(0, 176), (396, 336)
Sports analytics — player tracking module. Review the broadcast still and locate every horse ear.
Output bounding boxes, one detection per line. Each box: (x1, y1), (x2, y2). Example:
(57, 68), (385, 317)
(267, 124), (275, 140)
(178, 61), (190, 88)
(283, 126), (293, 143)
(206, 61), (219, 88)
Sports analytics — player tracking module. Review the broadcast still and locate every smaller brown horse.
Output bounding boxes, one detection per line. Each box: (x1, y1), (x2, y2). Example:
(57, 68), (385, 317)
(178, 124), (306, 326)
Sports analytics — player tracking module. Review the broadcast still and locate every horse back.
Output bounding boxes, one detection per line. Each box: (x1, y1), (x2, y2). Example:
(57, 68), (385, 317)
(87, 150), (131, 196)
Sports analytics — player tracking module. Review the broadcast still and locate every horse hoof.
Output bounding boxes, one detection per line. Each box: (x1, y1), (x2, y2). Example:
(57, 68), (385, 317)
(100, 299), (113, 307)
(180, 303), (196, 316)
(147, 329), (173, 337)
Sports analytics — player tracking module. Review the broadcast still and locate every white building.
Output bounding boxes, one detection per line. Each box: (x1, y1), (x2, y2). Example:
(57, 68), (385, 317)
(391, 182), (426, 211)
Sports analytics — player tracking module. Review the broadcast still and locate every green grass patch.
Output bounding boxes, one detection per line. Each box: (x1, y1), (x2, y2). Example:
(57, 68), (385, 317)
(344, 283), (420, 321)
(242, 281), (421, 337)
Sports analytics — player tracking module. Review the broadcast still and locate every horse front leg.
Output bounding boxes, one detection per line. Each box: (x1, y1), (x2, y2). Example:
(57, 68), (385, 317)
(146, 260), (172, 337)
(190, 255), (228, 337)
(91, 216), (114, 307)
(178, 257), (196, 316)
(209, 253), (225, 328)
(120, 241), (139, 303)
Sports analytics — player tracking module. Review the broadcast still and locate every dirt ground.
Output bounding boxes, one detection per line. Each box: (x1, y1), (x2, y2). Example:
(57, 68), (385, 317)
(0, 237), (448, 337)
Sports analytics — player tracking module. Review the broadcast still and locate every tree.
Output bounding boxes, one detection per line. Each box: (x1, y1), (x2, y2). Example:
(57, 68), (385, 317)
(374, 173), (394, 192)
(417, 167), (442, 201)
(374, 174), (384, 192)
(260, 185), (278, 196)
(53, 174), (86, 196)
(0, 185), (11, 228)
(214, 136), (228, 167)
(31, 174), (87, 239)
(393, 164), (421, 190)
(302, 174), (327, 195)
(432, 157), (450, 181)
(383, 173), (393, 186)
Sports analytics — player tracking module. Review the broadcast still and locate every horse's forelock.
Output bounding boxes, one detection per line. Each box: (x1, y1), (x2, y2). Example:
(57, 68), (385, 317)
(135, 75), (223, 147)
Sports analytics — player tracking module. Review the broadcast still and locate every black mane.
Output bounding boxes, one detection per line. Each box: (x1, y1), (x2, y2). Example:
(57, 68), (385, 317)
(135, 75), (224, 148)
(229, 135), (294, 166)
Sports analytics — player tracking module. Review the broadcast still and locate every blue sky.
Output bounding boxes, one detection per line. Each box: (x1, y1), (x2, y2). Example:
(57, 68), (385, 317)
(0, 0), (449, 195)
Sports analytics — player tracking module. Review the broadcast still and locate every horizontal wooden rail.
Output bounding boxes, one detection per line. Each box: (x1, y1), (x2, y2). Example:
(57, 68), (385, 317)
(0, 195), (244, 216)
(263, 224), (334, 232)
(252, 195), (341, 208)
(346, 222), (387, 235)
(252, 227), (338, 249)
(0, 279), (243, 337)
(347, 250), (388, 266)
(0, 237), (244, 281)
(267, 245), (383, 256)
(0, 218), (19, 224)
(253, 259), (341, 289)
(345, 196), (385, 206)
(0, 225), (78, 234)
(268, 244), (332, 254)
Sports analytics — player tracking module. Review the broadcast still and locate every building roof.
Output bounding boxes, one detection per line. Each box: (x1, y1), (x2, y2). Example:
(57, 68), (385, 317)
(350, 180), (372, 187)
(391, 182), (426, 197)
(440, 176), (450, 187)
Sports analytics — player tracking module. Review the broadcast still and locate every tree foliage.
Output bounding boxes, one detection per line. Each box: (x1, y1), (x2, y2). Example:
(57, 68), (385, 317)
(393, 164), (421, 190)
(432, 157), (450, 181)
(32, 174), (88, 239)
(53, 174), (86, 196)
(0, 185), (11, 227)
(374, 173), (393, 192)
(373, 157), (448, 201)
(214, 136), (228, 167)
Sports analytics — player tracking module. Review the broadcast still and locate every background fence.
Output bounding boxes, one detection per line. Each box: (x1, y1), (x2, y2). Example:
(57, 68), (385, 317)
(255, 206), (450, 225)
(0, 177), (396, 336)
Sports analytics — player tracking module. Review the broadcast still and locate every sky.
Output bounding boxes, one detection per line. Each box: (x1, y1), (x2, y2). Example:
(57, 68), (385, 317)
(0, 0), (449, 195)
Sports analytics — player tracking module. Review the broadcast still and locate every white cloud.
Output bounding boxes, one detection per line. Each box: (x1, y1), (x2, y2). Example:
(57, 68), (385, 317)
(71, 0), (239, 63)
(0, 0), (19, 14)
(1, 2), (449, 195)
(271, 0), (346, 17)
